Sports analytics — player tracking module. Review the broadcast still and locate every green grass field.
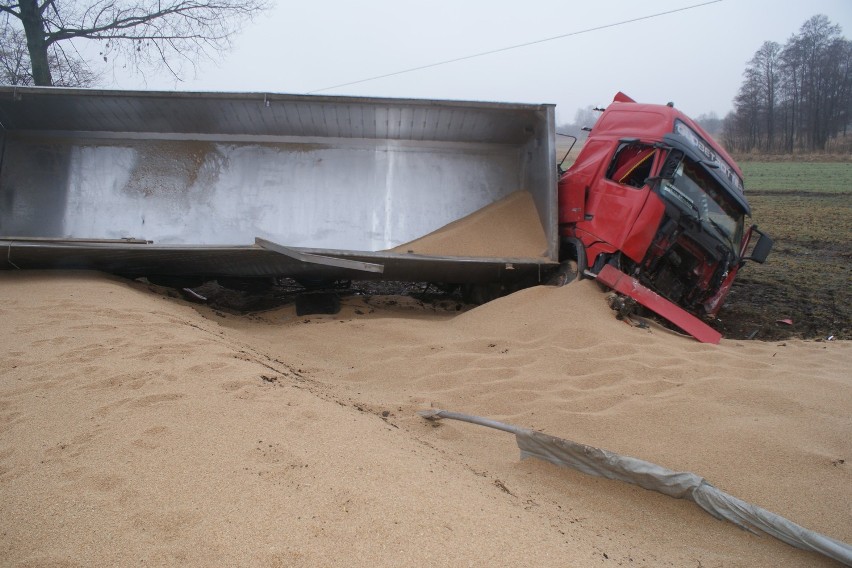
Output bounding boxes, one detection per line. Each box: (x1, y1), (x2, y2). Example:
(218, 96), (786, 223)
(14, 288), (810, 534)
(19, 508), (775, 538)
(741, 162), (852, 193)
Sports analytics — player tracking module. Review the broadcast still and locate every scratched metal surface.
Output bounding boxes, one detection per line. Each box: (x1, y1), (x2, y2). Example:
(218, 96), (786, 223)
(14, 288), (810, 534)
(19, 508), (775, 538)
(0, 87), (557, 280)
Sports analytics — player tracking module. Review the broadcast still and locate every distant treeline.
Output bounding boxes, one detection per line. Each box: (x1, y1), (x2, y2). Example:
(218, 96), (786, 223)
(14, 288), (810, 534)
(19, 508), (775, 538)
(723, 15), (851, 154)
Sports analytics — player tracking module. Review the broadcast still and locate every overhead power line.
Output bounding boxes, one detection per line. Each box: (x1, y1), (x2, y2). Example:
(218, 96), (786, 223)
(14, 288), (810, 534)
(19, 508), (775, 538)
(308, 0), (722, 94)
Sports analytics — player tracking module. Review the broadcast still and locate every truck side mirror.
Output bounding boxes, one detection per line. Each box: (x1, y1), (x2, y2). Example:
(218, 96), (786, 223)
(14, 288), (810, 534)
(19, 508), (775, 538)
(746, 227), (773, 264)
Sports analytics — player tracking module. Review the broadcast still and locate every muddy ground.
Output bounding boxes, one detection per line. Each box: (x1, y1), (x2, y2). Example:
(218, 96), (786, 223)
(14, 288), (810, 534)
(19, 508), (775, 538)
(714, 191), (850, 341)
(715, 265), (848, 342)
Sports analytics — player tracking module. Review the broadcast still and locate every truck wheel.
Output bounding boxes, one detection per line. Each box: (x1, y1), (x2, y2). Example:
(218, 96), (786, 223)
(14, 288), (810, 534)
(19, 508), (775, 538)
(560, 237), (587, 278)
(546, 260), (578, 286)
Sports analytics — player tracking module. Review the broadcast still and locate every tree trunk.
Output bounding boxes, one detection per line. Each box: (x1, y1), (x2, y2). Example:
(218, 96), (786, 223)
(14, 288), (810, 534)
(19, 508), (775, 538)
(18, 0), (53, 86)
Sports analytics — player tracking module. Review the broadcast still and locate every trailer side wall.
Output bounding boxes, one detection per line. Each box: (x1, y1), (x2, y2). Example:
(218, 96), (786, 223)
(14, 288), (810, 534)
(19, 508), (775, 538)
(0, 88), (557, 261)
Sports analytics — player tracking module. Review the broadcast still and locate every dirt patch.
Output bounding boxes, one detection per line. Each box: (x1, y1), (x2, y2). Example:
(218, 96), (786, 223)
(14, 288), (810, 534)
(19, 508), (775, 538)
(714, 265), (849, 341)
(712, 170), (851, 341)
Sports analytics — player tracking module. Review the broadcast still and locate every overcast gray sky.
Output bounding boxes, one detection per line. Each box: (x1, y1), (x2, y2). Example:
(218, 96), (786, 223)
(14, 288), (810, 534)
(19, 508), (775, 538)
(109, 0), (852, 123)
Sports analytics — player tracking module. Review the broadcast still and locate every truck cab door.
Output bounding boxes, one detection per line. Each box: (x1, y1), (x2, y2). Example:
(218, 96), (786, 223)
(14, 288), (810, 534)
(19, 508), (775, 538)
(579, 142), (664, 262)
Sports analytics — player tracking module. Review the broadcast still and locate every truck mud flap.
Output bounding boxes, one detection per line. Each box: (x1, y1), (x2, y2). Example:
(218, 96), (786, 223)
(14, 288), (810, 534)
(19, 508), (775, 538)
(594, 264), (722, 344)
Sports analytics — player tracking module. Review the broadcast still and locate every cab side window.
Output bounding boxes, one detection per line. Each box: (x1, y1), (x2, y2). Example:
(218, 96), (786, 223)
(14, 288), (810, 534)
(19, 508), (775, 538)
(606, 143), (656, 188)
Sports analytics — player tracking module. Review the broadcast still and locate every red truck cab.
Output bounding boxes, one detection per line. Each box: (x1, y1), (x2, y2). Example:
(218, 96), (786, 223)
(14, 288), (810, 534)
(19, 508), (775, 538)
(559, 93), (772, 323)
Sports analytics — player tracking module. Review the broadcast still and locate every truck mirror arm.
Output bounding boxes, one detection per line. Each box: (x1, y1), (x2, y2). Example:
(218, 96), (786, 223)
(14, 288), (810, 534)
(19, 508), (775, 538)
(556, 132), (578, 174)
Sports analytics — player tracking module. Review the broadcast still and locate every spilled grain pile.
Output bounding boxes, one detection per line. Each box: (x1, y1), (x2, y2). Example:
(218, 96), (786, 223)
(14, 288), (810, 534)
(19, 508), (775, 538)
(1, 271), (849, 566)
(390, 190), (549, 258)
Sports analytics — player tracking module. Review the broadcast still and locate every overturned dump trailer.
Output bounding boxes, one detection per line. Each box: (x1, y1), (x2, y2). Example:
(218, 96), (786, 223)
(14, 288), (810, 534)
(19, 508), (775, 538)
(0, 87), (558, 288)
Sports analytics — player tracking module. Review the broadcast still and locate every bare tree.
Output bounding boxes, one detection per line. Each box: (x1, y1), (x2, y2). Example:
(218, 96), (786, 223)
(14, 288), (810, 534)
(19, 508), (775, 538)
(782, 15), (846, 150)
(557, 105), (600, 138)
(1, 20), (97, 85)
(731, 65), (762, 151)
(1, 0), (269, 87)
(0, 21), (29, 83)
(728, 42), (782, 152)
(726, 15), (851, 153)
(695, 112), (723, 137)
(752, 41), (781, 151)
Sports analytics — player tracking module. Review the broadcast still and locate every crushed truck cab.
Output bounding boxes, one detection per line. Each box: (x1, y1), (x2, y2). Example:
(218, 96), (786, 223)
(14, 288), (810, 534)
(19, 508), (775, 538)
(558, 93), (772, 340)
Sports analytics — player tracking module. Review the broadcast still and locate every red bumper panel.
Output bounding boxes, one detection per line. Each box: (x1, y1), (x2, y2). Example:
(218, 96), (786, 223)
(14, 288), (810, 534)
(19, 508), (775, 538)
(595, 264), (722, 344)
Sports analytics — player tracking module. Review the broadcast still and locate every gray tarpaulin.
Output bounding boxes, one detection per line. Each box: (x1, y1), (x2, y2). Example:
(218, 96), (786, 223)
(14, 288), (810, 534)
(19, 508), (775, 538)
(419, 409), (852, 566)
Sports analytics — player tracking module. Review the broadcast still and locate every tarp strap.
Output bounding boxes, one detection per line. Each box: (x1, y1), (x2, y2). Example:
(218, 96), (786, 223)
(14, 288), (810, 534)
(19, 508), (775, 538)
(419, 409), (852, 566)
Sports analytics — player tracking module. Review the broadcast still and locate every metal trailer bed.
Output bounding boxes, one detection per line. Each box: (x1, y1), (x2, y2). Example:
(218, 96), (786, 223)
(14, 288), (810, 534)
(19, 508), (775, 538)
(0, 87), (558, 285)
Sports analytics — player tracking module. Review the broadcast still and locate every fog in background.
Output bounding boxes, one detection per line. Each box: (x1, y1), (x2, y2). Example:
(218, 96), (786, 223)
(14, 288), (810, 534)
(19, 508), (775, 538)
(92, 0), (852, 122)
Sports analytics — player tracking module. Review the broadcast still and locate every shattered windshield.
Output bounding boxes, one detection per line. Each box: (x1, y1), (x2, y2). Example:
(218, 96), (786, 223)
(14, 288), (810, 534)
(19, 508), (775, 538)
(661, 158), (745, 249)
